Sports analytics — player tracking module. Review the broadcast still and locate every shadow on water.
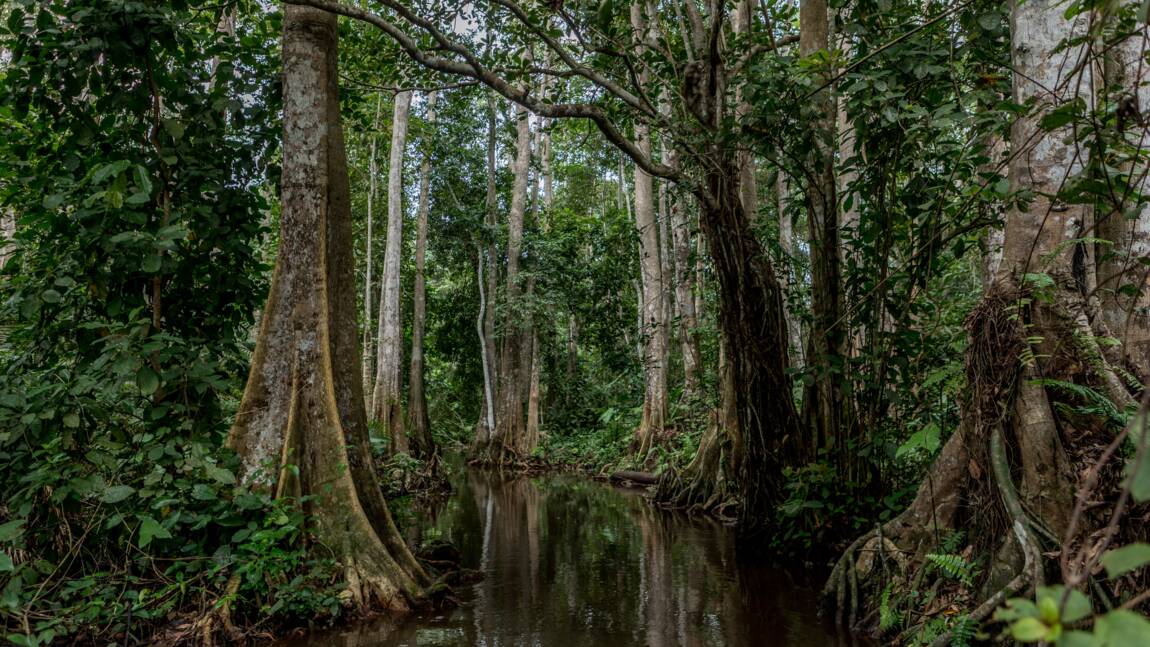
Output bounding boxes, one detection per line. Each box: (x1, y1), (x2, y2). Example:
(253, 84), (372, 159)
(282, 467), (861, 646)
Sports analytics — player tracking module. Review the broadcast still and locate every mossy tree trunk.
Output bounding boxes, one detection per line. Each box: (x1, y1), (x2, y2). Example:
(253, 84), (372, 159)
(227, 4), (428, 609)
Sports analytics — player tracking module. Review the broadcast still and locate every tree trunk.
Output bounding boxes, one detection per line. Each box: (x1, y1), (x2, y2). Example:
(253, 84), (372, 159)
(361, 94), (381, 398)
(475, 94), (500, 445)
(701, 157), (800, 529)
(0, 207), (14, 269)
(407, 91), (436, 462)
(800, 0), (845, 464)
(227, 5), (427, 610)
(485, 102), (532, 463)
(776, 171), (805, 367)
(671, 192), (702, 394)
(632, 1), (669, 460)
(372, 90), (412, 453)
(525, 101), (554, 450)
(1096, 17), (1150, 379)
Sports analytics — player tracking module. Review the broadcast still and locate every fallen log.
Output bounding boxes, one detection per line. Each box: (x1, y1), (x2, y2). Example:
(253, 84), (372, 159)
(609, 470), (659, 485)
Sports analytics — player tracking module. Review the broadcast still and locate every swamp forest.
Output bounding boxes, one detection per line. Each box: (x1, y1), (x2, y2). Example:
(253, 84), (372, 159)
(1, 0), (1150, 645)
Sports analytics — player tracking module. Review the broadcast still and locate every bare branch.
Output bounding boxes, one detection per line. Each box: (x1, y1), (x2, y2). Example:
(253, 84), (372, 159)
(286, 0), (678, 180)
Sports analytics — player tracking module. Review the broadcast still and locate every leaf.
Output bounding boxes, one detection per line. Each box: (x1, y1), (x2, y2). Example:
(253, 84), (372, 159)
(40, 289), (61, 304)
(136, 366), (160, 395)
(1057, 630), (1098, 647)
(996, 597), (1041, 622)
(1095, 610), (1150, 646)
(1012, 616), (1052, 642)
(1123, 454), (1150, 503)
(0, 553), (12, 573)
(162, 118), (185, 140)
(100, 484), (135, 503)
(191, 484), (217, 501)
(205, 464), (235, 485)
(142, 255), (161, 273)
(41, 193), (64, 209)
(0, 519), (25, 542)
(137, 516), (171, 548)
(1101, 543), (1150, 579)
(92, 160), (131, 184)
(1038, 585), (1092, 624)
(62, 412), (79, 428)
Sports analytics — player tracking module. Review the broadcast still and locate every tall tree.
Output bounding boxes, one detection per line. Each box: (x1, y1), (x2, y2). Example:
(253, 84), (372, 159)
(372, 89), (412, 452)
(361, 95), (382, 397)
(799, 0), (846, 464)
(228, 4), (427, 607)
(631, 0), (669, 459)
(481, 101), (534, 462)
(407, 91), (437, 461)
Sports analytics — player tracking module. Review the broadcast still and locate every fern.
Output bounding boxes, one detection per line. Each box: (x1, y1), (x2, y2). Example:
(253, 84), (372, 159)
(950, 615), (976, 647)
(1032, 378), (1128, 429)
(926, 552), (976, 586)
(879, 583), (901, 632)
(939, 529), (966, 554)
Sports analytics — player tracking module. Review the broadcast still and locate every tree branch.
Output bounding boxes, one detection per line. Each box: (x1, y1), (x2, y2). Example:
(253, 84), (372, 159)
(286, 0), (678, 180)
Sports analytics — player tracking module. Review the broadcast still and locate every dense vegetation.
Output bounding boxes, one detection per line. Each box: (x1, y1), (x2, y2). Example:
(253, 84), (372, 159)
(1, 0), (1149, 645)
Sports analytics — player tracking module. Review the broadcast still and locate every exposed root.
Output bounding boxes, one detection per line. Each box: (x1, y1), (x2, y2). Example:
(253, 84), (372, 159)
(652, 410), (738, 519)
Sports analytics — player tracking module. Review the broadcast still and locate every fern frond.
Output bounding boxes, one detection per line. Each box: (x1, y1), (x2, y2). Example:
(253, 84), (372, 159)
(926, 552), (975, 586)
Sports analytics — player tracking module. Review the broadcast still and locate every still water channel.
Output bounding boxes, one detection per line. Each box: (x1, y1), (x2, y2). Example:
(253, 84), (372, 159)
(287, 468), (853, 646)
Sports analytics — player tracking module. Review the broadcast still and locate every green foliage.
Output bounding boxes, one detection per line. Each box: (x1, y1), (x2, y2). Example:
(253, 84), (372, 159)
(1101, 543), (1150, 579)
(925, 552), (977, 587)
(1035, 378), (1131, 430)
(0, 1), (344, 642)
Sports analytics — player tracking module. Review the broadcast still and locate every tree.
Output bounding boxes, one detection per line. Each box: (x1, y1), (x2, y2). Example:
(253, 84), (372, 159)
(361, 95), (382, 397)
(408, 91), (437, 461)
(630, 1), (669, 460)
(482, 101), (534, 463)
(289, 0), (802, 528)
(825, 0), (1148, 634)
(227, 5), (427, 607)
(372, 89), (412, 452)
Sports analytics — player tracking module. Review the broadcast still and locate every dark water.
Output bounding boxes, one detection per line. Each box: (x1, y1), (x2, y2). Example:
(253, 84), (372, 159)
(287, 469), (852, 647)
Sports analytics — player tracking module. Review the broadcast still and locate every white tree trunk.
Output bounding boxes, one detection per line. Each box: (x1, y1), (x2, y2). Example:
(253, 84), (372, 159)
(361, 95), (381, 397)
(407, 91), (436, 459)
(372, 90), (412, 453)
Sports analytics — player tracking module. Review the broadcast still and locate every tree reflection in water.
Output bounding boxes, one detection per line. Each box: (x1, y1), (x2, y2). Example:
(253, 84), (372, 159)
(282, 468), (859, 647)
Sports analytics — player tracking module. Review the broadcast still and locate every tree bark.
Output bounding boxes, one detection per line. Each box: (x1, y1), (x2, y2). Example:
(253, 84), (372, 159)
(227, 5), (427, 609)
(486, 102), (532, 462)
(776, 171), (805, 367)
(800, 0), (846, 464)
(525, 100), (554, 450)
(671, 192), (702, 393)
(407, 91), (436, 462)
(1097, 15), (1150, 379)
(700, 156), (800, 530)
(632, 1), (669, 459)
(475, 94), (500, 445)
(361, 94), (381, 399)
(372, 90), (412, 453)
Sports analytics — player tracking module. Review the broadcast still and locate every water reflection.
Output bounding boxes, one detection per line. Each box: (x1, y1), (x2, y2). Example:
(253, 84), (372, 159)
(284, 469), (854, 647)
